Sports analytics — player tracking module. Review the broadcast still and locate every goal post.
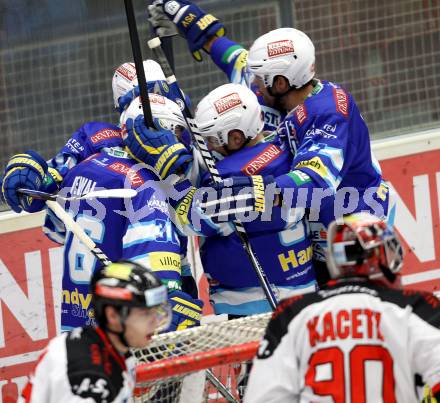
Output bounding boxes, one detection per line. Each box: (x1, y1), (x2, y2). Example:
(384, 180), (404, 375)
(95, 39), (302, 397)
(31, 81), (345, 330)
(133, 313), (271, 402)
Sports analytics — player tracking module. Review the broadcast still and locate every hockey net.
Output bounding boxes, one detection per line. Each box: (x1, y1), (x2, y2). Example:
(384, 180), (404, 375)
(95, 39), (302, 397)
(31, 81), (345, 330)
(133, 313), (271, 403)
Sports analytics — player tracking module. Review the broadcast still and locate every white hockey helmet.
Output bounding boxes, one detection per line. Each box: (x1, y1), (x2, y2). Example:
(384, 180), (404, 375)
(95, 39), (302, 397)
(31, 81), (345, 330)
(195, 83), (263, 147)
(247, 28), (315, 90)
(112, 60), (166, 108)
(119, 94), (187, 132)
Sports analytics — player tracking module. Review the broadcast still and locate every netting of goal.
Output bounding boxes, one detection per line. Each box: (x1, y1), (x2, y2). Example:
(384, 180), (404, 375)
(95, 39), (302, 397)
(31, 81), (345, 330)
(133, 313), (271, 403)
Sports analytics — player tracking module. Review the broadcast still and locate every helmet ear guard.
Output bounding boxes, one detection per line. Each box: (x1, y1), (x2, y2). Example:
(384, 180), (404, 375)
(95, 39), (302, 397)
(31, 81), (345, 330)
(195, 83), (264, 147)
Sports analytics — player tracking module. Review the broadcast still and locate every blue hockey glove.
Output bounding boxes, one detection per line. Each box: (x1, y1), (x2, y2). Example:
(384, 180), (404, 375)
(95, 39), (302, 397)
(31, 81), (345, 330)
(1, 151), (59, 213)
(151, 0), (225, 61)
(168, 290), (203, 331)
(124, 115), (192, 179)
(198, 175), (277, 222)
(173, 175), (277, 224)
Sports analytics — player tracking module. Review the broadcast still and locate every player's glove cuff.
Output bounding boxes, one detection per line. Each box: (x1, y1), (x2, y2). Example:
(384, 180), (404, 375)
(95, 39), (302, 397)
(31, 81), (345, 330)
(124, 115), (192, 179)
(161, 0), (225, 61)
(1, 150), (49, 213)
(168, 290), (203, 331)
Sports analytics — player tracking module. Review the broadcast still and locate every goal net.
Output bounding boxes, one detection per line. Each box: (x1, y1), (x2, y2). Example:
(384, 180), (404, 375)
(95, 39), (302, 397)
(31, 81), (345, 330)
(133, 313), (271, 403)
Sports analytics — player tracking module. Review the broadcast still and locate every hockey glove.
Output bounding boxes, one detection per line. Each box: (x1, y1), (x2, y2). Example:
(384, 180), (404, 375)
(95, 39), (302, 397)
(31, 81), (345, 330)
(1, 151), (59, 213)
(168, 290), (203, 331)
(151, 0), (225, 61)
(173, 175), (277, 224)
(124, 115), (192, 179)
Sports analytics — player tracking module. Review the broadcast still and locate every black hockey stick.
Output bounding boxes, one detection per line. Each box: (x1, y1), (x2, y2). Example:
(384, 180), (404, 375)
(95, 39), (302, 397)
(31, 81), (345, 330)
(147, 37), (278, 310)
(124, 0), (154, 128)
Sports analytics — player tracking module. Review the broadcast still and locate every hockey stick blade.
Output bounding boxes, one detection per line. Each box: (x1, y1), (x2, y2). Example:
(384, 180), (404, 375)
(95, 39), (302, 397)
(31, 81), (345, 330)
(18, 188), (137, 201)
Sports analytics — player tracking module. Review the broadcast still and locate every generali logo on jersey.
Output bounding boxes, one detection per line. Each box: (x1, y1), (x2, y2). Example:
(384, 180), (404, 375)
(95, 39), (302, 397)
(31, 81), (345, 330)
(90, 129), (122, 144)
(295, 104), (308, 126)
(267, 39), (294, 58)
(333, 88), (349, 117)
(107, 162), (144, 187)
(117, 63), (136, 81)
(214, 92), (242, 115)
(241, 144), (282, 175)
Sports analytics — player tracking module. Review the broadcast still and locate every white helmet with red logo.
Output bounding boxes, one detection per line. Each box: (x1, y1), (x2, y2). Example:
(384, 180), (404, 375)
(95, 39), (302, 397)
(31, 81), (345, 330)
(326, 213), (403, 284)
(119, 94), (187, 132)
(247, 28), (315, 90)
(195, 83), (263, 147)
(112, 60), (166, 109)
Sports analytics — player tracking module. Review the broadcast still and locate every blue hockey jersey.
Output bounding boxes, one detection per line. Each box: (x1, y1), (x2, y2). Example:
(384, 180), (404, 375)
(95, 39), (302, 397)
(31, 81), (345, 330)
(175, 137), (317, 315)
(51, 149), (181, 330)
(47, 122), (124, 178)
(274, 80), (392, 259)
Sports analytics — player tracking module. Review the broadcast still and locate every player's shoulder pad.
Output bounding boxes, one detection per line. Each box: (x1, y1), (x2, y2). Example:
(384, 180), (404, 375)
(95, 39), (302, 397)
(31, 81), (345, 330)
(373, 285), (440, 326)
(104, 155), (160, 188)
(81, 122), (123, 146)
(290, 80), (352, 127)
(65, 327), (124, 402)
(257, 292), (323, 359)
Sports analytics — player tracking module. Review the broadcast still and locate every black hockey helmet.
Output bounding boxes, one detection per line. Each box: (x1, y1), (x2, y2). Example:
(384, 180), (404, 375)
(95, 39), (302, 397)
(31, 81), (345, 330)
(91, 260), (171, 331)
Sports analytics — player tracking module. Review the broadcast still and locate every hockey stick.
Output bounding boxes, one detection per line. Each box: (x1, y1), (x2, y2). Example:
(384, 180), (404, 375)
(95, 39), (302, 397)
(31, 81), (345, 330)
(147, 37), (278, 310)
(18, 188), (138, 266)
(124, 0), (154, 128)
(18, 188), (137, 202)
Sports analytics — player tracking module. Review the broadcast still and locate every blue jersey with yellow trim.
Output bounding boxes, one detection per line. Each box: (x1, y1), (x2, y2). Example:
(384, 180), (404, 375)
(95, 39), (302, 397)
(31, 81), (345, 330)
(274, 80), (391, 260)
(210, 36), (284, 132)
(47, 122), (124, 178)
(184, 137), (317, 315)
(56, 150), (181, 330)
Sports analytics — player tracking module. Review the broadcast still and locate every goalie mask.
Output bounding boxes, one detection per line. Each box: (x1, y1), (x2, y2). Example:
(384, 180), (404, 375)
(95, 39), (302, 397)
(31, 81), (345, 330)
(119, 94), (187, 133)
(91, 260), (172, 335)
(247, 28), (315, 92)
(112, 59), (166, 109)
(195, 83), (263, 147)
(326, 213), (403, 284)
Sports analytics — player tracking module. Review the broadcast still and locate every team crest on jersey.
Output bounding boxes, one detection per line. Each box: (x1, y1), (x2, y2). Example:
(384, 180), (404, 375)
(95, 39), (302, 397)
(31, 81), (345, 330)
(333, 88), (349, 117)
(295, 104), (308, 126)
(116, 63), (136, 81)
(90, 129), (122, 144)
(267, 39), (294, 58)
(107, 162), (144, 187)
(214, 92), (242, 115)
(241, 144), (282, 175)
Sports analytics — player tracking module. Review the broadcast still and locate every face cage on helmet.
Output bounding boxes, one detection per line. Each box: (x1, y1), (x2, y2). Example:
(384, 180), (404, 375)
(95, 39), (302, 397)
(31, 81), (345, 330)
(328, 229), (402, 279)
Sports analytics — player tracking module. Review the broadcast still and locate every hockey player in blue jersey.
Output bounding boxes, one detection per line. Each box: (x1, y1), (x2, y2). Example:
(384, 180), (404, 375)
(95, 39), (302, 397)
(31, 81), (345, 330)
(124, 83), (317, 315)
(1, 59), (187, 214)
(146, 3), (393, 283)
(147, 0), (284, 133)
(44, 95), (201, 332)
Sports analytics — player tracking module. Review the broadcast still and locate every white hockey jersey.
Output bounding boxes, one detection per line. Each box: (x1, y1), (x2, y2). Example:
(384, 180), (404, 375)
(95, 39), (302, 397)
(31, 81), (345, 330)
(244, 279), (440, 403)
(19, 326), (136, 403)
